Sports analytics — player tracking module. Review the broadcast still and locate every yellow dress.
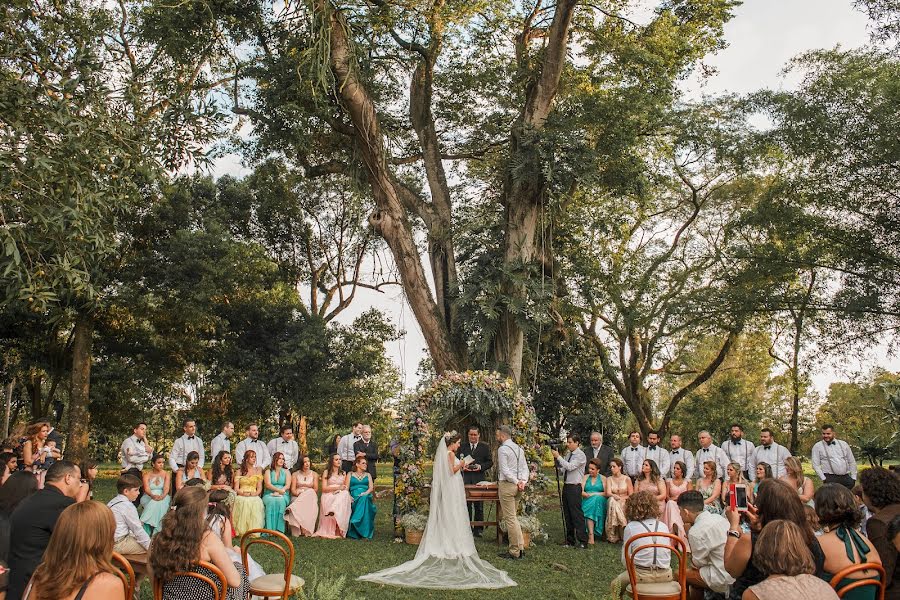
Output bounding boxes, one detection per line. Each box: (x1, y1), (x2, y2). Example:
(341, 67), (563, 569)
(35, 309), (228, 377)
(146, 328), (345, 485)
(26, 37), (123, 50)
(232, 473), (265, 536)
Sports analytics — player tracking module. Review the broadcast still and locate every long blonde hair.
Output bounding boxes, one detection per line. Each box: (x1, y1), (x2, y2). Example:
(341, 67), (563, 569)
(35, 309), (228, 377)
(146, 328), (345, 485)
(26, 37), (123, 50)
(29, 501), (119, 599)
(784, 456), (805, 485)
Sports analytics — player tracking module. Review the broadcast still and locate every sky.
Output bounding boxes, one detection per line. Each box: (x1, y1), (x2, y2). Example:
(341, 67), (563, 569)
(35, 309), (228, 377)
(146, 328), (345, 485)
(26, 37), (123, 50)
(212, 0), (899, 394)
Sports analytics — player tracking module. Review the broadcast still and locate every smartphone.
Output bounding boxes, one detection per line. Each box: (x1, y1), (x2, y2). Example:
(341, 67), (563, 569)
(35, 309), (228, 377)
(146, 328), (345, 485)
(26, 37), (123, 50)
(732, 484), (749, 512)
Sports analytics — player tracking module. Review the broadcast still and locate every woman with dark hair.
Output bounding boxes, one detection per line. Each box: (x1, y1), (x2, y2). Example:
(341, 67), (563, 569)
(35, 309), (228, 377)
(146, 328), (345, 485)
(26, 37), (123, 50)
(663, 460), (691, 543)
(79, 459), (99, 500)
(208, 451), (235, 492)
(610, 490), (673, 597)
(175, 451), (205, 492)
(150, 486), (249, 600)
(326, 434), (341, 457)
(582, 458), (608, 545)
(285, 455), (319, 537)
(207, 489), (265, 582)
(231, 449), (264, 536)
(262, 452), (290, 533)
(814, 483), (882, 600)
(347, 455), (376, 539)
(725, 479), (826, 600)
(754, 463), (773, 496)
(313, 453), (352, 538)
(636, 459), (667, 515)
(604, 457), (633, 543)
(0, 471), (38, 561)
(0, 451), (17, 485)
(140, 454), (171, 536)
(858, 467), (900, 600)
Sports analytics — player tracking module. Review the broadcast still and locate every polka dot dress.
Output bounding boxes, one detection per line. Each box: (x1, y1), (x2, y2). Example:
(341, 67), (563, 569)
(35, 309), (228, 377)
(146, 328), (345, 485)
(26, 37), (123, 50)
(163, 562), (251, 600)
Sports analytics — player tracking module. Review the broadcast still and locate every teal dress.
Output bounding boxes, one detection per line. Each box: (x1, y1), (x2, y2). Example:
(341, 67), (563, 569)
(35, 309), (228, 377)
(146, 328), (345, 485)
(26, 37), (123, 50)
(262, 468), (290, 533)
(140, 473), (170, 535)
(821, 526), (880, 600)
(581, 475), (607, 537)
(347, 473), (376, 539)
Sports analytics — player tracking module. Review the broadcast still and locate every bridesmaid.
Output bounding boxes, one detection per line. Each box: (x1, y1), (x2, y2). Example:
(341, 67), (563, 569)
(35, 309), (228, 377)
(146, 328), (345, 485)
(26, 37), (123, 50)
(696, 460), (723, 514)
(604, 458), (633, 543)
(635, 459), (667, 515)
(262, 452), (291, 534)
(232, 449), (265, 536)
(347, 456), (376, 539)
(721, 461), (750, 507)
(140, 454), (171, 535)
(313, 454), (352, 538)
(753, 462), (772, 496)
(208, 451), (235, 492)
(581, 458), (607, 545)
(662, 460), (692, 543)
(285, 455), (319, 537)
(175, 451), (206, 491)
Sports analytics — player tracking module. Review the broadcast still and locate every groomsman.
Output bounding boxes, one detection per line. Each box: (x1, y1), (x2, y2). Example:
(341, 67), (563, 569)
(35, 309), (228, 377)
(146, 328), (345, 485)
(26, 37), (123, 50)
(235, 423), (270, 468)
(643, 430), (670, 479)
(722, 423), (755, 480)
(620, 431), (646, 479)
(496, 426), (529, 560)
(353, 425), (378, 479)
(457, 426), (493, 537)
(696, 430), (728, 479)
(210, 422), (234, 460)
(669, 434), (695, 479)
(169, 419), (204, 472)
(750, 428), (790, 479)
(585, 432), (614, 476)
(268, 425), (299, 470)
(811, 424), (858, 489)
(120, 422), (153, 506)
(337, 422), (363, 473)
(551, 435), (587, 549)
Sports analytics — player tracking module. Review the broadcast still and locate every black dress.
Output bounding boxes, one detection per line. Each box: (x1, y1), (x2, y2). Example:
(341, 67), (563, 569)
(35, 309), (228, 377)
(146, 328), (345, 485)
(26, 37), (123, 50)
(162, 563), (250, 600)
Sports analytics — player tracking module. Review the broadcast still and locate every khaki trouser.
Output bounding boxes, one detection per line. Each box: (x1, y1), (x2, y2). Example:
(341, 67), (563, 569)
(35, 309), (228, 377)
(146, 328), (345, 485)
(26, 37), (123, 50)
(612, 566), (674, 598)
(114, 534), (147, 555)
(498, 481), (523, 557)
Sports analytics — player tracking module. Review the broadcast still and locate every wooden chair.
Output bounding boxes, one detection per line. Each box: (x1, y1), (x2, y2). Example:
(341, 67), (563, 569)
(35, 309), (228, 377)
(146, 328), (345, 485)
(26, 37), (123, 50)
(623, 531), (688, 600)
(111, 552), (136, 599)
(152, 560), (227, 600)
(241, 528), (304, 600)
(829, 563), (886, 600)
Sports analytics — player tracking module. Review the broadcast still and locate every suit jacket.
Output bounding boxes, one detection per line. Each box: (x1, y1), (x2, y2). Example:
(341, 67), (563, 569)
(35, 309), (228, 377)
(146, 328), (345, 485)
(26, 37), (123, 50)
(457, 441), (493, 485)
(353, 438), (378, 478)
(585, 444), (614, 476)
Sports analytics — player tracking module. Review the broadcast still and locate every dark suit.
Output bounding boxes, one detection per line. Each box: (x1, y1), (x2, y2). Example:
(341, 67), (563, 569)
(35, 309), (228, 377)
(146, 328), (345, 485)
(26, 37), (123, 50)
(457, 441), (493, 534)
(353, 438), (378, 479)
(585, 444), (614, 476)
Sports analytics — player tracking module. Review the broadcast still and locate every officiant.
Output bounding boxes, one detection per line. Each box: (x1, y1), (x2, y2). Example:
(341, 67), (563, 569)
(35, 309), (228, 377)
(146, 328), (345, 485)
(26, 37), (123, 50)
(457, 425), (493, 537)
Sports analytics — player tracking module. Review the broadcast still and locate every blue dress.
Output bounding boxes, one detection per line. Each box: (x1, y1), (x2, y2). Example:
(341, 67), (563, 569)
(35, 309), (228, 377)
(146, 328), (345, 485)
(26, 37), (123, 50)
(581, 475), (607, 537)
(262, 468), (290, 533)
(140, 473), (170, 534)
(347, 473), (376, 539)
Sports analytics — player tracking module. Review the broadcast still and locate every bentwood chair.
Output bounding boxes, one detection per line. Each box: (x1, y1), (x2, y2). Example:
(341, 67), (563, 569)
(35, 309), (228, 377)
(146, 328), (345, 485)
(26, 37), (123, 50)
(111, 552), (136, 599)
(829, 563), (886, 600)
(240, 528), (304, 599)
(623, 531), (688, 600)
(152, 560), (227, 600)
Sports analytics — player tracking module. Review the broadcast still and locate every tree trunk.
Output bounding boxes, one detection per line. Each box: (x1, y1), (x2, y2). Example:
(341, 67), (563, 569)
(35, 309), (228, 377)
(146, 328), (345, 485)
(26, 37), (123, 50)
(65, 312), (93, 462)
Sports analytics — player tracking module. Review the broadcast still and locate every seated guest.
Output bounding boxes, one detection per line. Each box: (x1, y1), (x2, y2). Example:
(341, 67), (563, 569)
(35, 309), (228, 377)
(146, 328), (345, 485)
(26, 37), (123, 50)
(0, 452), (17, 485)
(0, 472), (38, 562)
(262, 452), (291, 534)
(605, 458), (633, 543)
(208, 451), (235, 492)
(725, 479), (826, 600)
(231, 449), (264, 536)
(723, 462), (752, 506)
(347, 456), (376, 540)
(582, 458), (608, 545)
(285, 455), (320, 537)
(150, 486), (250, 600)
(175, 451), (205, 492)
(782, 456), (815, 506)
(107, 474), (151, 554)
(23, 501), (125, 600)
(610, 490), (673, 597)
(743, 520), (839, 600)
(313, 454), (351, 539)
(206, 489), (265, 582)
(139, 454), (170, 536)
(663, 460), (692, 542)
(7, 460), (87, 600)
(858, 467), (900, 600)
(79, 459), (99, 500)
(21, 422), (61, 484)
(678, 490), (734, 600)
(754, 462), (773, 496)
(698, 460), (723, 515)
(635, 459), (667, 516)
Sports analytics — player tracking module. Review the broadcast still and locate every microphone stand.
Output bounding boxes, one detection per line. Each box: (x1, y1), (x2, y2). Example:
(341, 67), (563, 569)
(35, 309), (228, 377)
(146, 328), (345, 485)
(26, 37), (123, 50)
(553, 455), (567, 543)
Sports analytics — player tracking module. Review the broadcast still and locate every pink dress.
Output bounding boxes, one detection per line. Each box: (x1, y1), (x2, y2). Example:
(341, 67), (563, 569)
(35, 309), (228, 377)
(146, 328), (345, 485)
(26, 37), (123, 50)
(635, 478), (666, 515)
(285, 471), (319, 536)
(313, 472), (351, 538)
(662, 479), (690, 551)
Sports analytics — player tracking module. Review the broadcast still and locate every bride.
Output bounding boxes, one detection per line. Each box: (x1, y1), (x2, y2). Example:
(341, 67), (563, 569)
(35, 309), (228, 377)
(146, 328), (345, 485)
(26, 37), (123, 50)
(358, 431), (517, 589)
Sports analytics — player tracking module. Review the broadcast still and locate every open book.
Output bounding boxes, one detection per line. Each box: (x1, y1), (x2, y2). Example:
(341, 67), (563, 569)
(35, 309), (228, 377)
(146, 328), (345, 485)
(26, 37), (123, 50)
(461, 455), (475, 466)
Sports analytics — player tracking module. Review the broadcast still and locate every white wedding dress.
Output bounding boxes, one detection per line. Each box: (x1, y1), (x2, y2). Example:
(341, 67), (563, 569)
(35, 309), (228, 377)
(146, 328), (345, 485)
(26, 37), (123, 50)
(358, 438), (517, 589)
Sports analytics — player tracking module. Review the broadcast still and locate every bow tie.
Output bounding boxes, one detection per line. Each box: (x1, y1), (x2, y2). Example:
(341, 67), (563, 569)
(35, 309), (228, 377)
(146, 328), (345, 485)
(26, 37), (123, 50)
(648, 445), (657, 450)
(828, 441), (836, 446)
(702, 448), (709, 453)
(672, 450), (679, 454)
(354, 435), (361, 440)
(731, 440), (741, 445)
(187, 436), (195, 440)
(630, 447), (638, 451)
(136, 439), (144, 445)
(763, 445), (771, 450)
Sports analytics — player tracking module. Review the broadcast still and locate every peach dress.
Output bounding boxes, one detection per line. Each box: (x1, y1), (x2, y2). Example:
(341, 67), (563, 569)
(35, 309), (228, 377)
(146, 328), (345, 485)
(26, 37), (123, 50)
(312, 472), (351, 538)
(662, 478), (690, 550)
(285, 471), (319, 536)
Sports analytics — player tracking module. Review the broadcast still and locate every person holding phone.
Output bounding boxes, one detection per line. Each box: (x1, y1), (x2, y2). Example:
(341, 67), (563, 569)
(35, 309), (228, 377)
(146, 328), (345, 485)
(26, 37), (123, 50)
(722, 462), (752, 508)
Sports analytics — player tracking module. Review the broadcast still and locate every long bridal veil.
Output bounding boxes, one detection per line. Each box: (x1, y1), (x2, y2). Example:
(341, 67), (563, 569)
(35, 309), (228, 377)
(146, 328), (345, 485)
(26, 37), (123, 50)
(358, 437), (516, 589)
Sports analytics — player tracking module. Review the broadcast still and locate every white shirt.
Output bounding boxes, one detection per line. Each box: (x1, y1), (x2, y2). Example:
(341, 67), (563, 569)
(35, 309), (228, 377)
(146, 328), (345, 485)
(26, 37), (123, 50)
(120, 435), (150, 471)
(107, 494), (151, 549)
(750, 442), (790, 479)
(169, 434), (205, 471)
(620, 445), (646, 478)
(556, 448), (586, 484)
(336, 432), (361, 462)
(643, 445), (670, 479)
(622, 518), (671, 568)
(668, 448), (695, 480)
(687, 511), (735, 593)
(811, 439), (857, 481)
(497, 440), (529, 484)
(235, 437), (271, 469)
(267, 437), (300, 470)
(722, 438), (756, 473)
(210, 432), (231, 461)
(696, 444), (728, 479)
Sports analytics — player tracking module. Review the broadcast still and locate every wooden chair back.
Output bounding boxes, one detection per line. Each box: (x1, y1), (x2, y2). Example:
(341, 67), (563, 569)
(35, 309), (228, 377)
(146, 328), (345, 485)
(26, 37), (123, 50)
(152, 560), (227, 600)
(829, 563), (886, 600)
(240, 528), (296, 599)
(111, 552), (136, 599)
(623, 530), (687, 600)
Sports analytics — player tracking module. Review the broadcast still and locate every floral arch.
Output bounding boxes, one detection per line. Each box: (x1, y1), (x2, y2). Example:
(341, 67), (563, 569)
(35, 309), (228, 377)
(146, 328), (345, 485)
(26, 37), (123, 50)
(394, 370), (547, 516)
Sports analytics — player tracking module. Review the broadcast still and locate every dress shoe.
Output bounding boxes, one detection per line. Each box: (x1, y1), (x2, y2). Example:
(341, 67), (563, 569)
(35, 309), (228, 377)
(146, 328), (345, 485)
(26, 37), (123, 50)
(497, 552), (520, 560)
(577, 542), (588, 549)
(473, 530), (483, 538)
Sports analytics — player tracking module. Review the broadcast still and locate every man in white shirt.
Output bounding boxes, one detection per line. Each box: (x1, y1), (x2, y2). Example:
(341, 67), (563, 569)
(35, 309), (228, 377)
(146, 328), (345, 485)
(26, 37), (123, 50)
(644, 430), (670, 479)
(677, 490), (734, 597)
(235, 423), (271, 469)
(169, 418), (205, 472)
(337, 422), (363, 473)
(811, 424), (858, 489)
(696, 431), (728, 479)
(210, 422), (234, 461)
(722, 423), (755, 480)
(669, 434), (695, 480)
(551, 434), (588, 549)
(611, 490), (672, 594)
(108, 474), (152, 554)
(496, 425), (529, 560)
(620, 431), (646, 479)
(749, 428), (790, 479)
(267, 425), (300, 470)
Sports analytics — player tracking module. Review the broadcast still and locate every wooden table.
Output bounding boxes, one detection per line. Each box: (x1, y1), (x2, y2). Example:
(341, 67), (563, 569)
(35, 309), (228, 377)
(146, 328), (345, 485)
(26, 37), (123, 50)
(465, 484), (502, 543)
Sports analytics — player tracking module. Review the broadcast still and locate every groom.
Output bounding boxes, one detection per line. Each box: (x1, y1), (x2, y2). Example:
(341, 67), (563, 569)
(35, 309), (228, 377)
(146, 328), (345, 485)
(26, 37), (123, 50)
(496, 425), (529, 560)
(457, 425), (493, 537)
